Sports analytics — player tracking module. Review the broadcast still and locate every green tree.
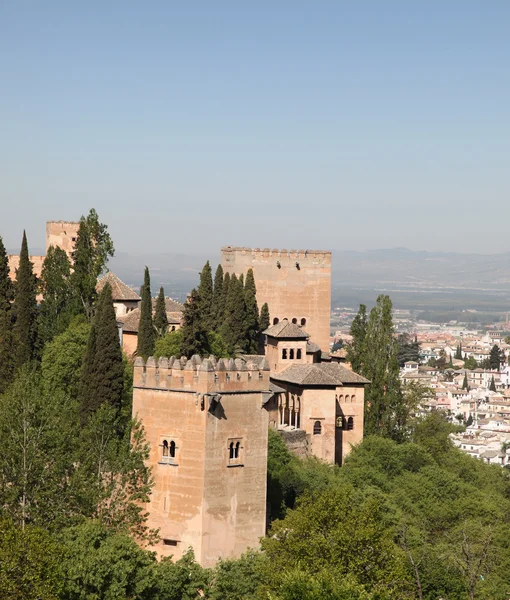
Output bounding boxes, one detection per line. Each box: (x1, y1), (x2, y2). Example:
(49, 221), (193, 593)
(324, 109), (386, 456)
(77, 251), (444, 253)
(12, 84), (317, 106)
(397, 333), (420, 367)
(41, 316), (90, 398)
(361, 296), (403, 440)
(455, 343), (463, 360)
(222, 272), (231, 318)
(462, 372), (469, 390)
(180, 288), (209, 357)
(220, 274), (247, 356)
(156, 549), (210, 600)
(243, 268), (259, 353)
(489, 344), (504, 370)
(154, 329), (184, 358)
(79, 283), (124, 422)
(490, 375), (496, 392)
(137, 267), (155, 360)
(212, 264), (224, 330)
(197, 261), (214, 331)
(70, 209), (114, 320)
(60, 521), (157, 600)
(0, 519), (63, 600)
(38, 245), (72, 347)
(12, 231), (38, 368)
(0, 236), (14, 393)
(209, 550), (266, 600)
(346, 304), (367, 373)
(261, 485), (410, 596)
(153, 287), (168, 338)
(259, 302), (270, 353)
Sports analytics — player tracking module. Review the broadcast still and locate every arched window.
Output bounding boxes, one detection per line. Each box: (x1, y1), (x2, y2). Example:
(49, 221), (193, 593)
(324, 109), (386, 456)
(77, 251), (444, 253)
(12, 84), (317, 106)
(338, 395), (344, 402)
(336, 416), (343, 428)
(292, 318), (297, 324)
(347, 417), (354, 431)
(229, 442), (235, 460)
(171, 326), (176, 331)
(296, 349), (302, 359)
(282, 349), (287, 359)
(301, 318), (306, 326)
(344, 395), (350, 402)
(235, 441), (240, 459)
(273, 317), (279, 325)
(169, 441), (176, 458)
(313, 421), (322, 435)
(351, 396), (356, 403)
(289, 349), (294, 359)
(162, 440), (169, 457)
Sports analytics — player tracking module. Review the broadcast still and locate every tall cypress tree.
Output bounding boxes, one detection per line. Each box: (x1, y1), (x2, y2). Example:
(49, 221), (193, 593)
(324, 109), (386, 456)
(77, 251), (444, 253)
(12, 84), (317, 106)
(137, 267), (155, 359)
(222, 272), (231, 320)
(259, 303), (270, 354)
(180, 288), (209, 358)
(346, 304), (368, 374)
(220, 274), (247, 356)
(0, 237), (14, 392)
(490, 375), (496, 392)
(38, 246), (72, 347)
(462, 373), (469, 390)
(197, 261), (214, 331)
(244, 268), (259, 353)
(212, 264), (224, 330)
(154, 287), (168, 338)
(13, 231), (38, 368)
(80, 282), (124, 422)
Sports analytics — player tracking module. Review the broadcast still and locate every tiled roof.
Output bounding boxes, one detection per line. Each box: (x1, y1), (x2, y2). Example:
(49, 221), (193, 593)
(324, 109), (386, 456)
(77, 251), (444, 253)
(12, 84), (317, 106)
(272, 362), (369, 387)
(306, 341), (321, 354)
(263, 319), (309, 339)
(96, 272), (141, 301)
(118, 298), (184, 333)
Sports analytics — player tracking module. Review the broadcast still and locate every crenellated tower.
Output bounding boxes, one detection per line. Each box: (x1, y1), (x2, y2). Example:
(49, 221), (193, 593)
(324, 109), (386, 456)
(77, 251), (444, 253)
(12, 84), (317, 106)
(132, 354), (271, 567)
(221, 247), (332, 352)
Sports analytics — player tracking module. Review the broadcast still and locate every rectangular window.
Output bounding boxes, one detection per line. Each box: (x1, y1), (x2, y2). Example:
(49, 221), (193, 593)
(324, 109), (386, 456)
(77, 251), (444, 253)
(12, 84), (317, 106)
(163, 539), (179, 547)
(227, 438), (243, 467)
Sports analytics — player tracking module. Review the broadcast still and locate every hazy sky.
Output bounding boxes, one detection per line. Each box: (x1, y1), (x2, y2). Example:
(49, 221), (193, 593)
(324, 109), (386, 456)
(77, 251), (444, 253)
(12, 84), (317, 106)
(1, 1), (509, 255)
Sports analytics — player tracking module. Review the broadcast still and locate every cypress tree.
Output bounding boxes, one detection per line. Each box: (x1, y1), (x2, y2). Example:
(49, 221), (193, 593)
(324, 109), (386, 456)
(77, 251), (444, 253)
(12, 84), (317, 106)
(137, 267), (155, 359)
(220, 274), (247, 356)
(212, 264), (224, 330)
(13, 231), (38, 368)
(238, 273), (244, 288)
(222, 272), (231, 320)
(38, 246), (72, 347)
(70, 209), (115, 320)
(259, 303), (270, 331)
(346, 304), (368, 374)
(0, 236), (14, 392)
(462, 373), (468, 390)
(180, 288), (209, 358)
(154, 287), (168, 338)
(490, 375), (496, 392)
(244, 268), (259, 353)
(80, 282), (124, 422)
(197, 261), (214, 331)
(490, 344), (502, 370)
(259, 303), (270, 354)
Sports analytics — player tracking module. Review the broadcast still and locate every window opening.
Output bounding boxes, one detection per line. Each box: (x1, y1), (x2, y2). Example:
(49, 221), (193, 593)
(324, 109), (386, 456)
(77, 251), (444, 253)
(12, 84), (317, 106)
(289, 349), (294, 359)
(301, 318), (306, 326)
(296, 349), (302, 359)
(347, 417), (354, 431)
(162, 440), (169, 457)
(282, 349), (287, 359)
(313, 421), (322, 435)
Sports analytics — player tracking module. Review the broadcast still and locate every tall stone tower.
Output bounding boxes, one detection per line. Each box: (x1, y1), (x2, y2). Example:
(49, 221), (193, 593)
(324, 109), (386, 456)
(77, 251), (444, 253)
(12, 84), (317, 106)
(132, 355), (271, 567)
(221, 247), (332, 352)
(45, 221), (80, 257)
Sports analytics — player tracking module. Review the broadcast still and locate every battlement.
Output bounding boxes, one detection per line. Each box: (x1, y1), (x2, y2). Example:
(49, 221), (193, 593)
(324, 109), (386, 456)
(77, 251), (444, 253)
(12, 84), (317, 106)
(222, 246), (331, 264)
(133, 355), (271, 393)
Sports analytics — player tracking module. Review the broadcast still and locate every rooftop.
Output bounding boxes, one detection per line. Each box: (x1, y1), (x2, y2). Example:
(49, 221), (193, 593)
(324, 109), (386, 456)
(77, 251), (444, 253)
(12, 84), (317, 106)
(96, 271), (141, 301)
(263, 319), (309, 339)
(272, 362), (369, 387)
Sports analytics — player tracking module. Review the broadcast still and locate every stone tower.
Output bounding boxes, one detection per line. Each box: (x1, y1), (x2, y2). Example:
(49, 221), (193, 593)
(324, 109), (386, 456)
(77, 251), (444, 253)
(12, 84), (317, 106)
(132, 355), (271, 567)
(45, 221), (80, 257)
(221, 247), (331, 352)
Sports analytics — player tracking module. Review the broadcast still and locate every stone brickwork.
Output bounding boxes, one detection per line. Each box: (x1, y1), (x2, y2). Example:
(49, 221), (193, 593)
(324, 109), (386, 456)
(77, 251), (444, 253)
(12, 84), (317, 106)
(8, 220), (79, 280)
(221, 247), (331, 352)
(132, 355), (271, 567)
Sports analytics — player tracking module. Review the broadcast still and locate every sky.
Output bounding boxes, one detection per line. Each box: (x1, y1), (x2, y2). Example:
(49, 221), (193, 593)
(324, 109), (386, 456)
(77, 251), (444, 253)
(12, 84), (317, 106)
(1, 1), (509, 256)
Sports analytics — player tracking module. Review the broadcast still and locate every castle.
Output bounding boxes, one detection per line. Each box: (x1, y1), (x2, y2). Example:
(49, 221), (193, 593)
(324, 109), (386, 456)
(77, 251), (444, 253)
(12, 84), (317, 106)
(133, 246), (369, 566)
(8, 221), (80, 280)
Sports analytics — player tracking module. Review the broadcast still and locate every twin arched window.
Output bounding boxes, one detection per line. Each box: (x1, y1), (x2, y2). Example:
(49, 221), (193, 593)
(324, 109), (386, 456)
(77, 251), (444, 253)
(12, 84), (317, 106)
(162, 439), (176, 461)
